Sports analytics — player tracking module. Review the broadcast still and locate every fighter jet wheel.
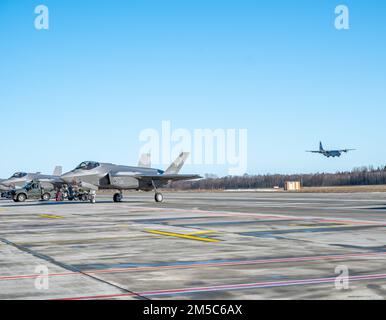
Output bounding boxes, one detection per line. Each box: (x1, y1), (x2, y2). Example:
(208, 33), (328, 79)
(42, 193), (51, 201)
(17, 193), (27, 203)
(155, 193), (164, 203)
(113, 193), (123, 203)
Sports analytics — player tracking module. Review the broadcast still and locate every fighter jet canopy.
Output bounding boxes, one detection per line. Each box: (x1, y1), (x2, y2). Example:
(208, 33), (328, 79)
(75, 161), (100, 170)
(10, 172), (27, 179)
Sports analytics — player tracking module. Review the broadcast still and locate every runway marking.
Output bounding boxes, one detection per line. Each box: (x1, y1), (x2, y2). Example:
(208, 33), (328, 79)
(2, 251), (386, 281)
(187, 231), (216, 236)
(56, 272), (386, 300)
(39, 214), (64, 219)
(146, 230), (219, 243)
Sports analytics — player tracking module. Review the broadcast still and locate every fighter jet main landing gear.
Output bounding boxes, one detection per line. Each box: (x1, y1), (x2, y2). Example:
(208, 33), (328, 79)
(113, 192), (123, 203)
(89, 190), (96, 203)
(73, 190), (96, 203)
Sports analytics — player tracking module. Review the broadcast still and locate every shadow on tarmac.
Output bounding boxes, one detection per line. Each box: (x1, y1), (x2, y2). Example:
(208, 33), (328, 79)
(0, 200), (148, 208)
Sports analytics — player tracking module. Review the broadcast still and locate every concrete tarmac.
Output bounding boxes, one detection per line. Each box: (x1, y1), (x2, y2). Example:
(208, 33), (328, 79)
(1, 191), (386, 300)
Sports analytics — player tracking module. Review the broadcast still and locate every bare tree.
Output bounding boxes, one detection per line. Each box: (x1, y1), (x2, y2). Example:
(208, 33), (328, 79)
(168, 166), (386, 190)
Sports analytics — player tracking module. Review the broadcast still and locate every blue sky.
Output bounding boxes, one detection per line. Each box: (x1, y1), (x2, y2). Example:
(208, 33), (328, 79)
(0, 0), (385, 177)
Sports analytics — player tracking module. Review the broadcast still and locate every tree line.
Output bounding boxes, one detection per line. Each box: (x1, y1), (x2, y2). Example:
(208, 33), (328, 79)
(168, 166), (386, 190)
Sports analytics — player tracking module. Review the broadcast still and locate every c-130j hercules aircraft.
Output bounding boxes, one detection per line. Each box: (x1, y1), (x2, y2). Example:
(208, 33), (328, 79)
(61, 152), (201, 203)
(306, 142), (355, 158)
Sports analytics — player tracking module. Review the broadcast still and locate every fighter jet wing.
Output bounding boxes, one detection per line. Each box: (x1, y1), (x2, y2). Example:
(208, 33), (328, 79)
(135, 174), (202, 182)
(38, 177), (65, 186)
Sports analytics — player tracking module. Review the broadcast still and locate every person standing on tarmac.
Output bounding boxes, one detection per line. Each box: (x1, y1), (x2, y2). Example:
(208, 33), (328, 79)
(55, 187), (63, 202)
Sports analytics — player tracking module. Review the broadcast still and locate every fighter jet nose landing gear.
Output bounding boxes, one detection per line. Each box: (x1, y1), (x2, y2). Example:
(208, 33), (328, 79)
(155, 192), (164, 203)
(113, 192), (123, 202)
(151, 180), (164, 203)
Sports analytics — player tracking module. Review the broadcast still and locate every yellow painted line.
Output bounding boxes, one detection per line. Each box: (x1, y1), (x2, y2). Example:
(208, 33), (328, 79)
(39, 214), (64, 219)
(146, 230), (220, 243)
(187, 230), (216, 236)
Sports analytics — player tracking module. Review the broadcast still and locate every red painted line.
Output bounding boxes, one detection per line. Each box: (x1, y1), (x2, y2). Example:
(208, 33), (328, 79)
(0, 272), (75, 281)
(1, 251), (385, 281)
(57, 272), (386, 300)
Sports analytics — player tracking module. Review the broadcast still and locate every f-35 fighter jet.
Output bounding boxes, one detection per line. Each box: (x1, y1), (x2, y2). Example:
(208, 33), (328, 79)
(61, 152), (201, 203)
(0, 166), (63, 192)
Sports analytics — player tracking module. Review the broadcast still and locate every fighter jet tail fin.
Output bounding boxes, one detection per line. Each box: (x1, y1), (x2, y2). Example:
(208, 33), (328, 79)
(138, 153), (151, 168)
(53, 166), (63, 176)
(165, 152), (190, 174)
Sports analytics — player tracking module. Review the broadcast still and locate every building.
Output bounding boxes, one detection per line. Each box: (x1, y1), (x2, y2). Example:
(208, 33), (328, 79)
(284, 181), (302, 191)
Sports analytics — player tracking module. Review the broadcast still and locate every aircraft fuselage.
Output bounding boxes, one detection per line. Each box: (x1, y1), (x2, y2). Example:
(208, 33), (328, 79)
(322, 150), (342, 158)
(1, 173), (63, 191)
(61, 163), (164, 191)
